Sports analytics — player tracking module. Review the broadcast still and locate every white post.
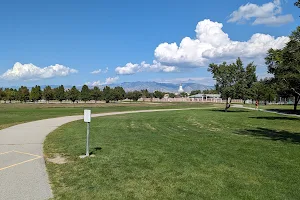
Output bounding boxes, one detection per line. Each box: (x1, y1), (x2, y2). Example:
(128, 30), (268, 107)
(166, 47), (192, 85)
(84, 109), (91, 157)
(86, 122), (90, 156)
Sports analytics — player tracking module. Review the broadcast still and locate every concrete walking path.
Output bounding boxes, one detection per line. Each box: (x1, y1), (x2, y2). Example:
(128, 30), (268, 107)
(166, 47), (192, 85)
(0, 107), (211, 200)
(232, 104), (300, 118)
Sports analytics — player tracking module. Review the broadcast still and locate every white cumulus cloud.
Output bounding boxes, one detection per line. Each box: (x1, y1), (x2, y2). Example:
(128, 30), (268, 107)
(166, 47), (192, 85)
(154, 19), (289, 68)
(115, 60), (176, 75)
(86, 76), (119, 87)
(90, 67), (108, 74)
(114, 19), (289, 75)
(1, 62), (78, 81)
(228, 0), (294, 26)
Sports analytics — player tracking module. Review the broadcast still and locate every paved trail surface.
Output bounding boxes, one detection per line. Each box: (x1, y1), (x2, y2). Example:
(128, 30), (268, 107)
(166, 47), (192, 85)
(0, 107), (211, 200)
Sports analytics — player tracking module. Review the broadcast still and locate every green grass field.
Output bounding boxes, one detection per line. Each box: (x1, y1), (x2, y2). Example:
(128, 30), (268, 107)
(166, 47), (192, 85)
(44, 107), (300, 199)
(0, 102), (210, 130)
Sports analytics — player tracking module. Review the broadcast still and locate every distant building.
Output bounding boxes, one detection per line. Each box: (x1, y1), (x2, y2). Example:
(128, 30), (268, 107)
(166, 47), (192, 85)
(189, 93), (221, 101)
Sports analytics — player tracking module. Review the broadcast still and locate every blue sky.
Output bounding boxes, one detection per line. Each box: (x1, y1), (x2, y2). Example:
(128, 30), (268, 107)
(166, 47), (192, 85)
(0, 0), (299, 87)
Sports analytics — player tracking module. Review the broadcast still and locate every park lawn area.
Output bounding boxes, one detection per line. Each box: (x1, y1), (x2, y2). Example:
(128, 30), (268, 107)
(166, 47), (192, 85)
(0, 102), (211, 130)
(44, 108), (300, 199)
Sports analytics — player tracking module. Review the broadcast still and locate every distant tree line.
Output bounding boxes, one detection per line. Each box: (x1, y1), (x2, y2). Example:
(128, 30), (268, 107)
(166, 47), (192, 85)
(0, 85), (192, 104)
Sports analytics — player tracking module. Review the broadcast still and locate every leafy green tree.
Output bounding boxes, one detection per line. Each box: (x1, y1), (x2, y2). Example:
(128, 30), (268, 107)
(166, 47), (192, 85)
(30, 85), (42, 102)
(103, 86), (112, 103)
(295, 0), (300, 8)
(54, 85), (65, 103)
(91, 86), (102, 103)
(68, 86), (80, 103)
(235, 61), (257, 103)
(126, 91), (134, 101)
(81, 85), (91, 103)
(180, 92), (188, 97)
(202, 89), (219, 94)
(132, 90), (142, 101)
(208, 58), (251, 111)
(141, 89), (151, 98)
(43, 86), (54, 103)
(169, 93), (176, 98)
(3, 88), (17, 103)
(0, 88), (4, 101)
(265, 27), (300, 111)
(113, 86), (126, 101)
(154, 91), (164, 99)
(18, 86), (30, 103)
(190, 90), (202, 95)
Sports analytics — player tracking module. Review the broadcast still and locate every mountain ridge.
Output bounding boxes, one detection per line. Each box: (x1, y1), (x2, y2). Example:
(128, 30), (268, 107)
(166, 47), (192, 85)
(8, 81), (214, 93)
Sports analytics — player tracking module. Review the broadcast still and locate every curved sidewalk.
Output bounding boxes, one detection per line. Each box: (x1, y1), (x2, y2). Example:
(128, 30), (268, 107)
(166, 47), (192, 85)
(0, 107), (208, 200)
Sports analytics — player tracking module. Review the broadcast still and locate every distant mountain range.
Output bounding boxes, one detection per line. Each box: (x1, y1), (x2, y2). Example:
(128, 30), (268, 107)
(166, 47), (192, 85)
(110, 82), (214, 93)
(9, 81), (214, 93)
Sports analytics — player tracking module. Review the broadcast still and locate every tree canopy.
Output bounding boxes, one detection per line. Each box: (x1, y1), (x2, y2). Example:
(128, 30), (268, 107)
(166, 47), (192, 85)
(265, 26), (300, 111)
(81, 85), (91, 102)
(208, 58), (257, 111)
(30, 85), (42, 102)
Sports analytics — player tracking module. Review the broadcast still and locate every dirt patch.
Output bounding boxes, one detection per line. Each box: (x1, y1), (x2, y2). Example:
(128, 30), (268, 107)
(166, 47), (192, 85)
(47, 154), (68, 164)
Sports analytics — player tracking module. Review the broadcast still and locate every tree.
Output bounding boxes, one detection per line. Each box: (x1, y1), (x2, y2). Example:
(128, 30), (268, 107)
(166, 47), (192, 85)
(18, 86), (30, 103)
(132, 90), (142, 101)
(30, 85), (42, 102)
(265, 27), (300, 111)
(81, 85), (91, 103)
(43, 86), (54, 103)
(126, 91), (134, 101)
(91, 86), (102, 103)
(202, 89), (218, 94)
(190, 90), (202, 95)
(169, 93), (176, 98)
(141, 89), (151, 98)
(180, 92), (188, 97)
(103, 86), (112, 103)
(295, 0), (300, 8)
(208, 58), (252, 111)
(54, 85), (65, 103)
(113, 86), (126, 101)
(154, 90), (164, 99)
(0, 88), (4, 101)
(250, 79), (276, 105)
(68, 86), (80, 103)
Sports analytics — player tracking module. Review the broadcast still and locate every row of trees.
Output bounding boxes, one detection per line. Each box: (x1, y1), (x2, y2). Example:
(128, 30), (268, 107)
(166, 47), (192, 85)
(208, 26), (300, 111)
(0, 84), (189, 103)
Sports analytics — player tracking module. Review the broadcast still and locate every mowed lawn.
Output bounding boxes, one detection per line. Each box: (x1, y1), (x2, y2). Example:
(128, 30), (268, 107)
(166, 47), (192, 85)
(0, 102), (208, 130)
(44, 108), (300, 199)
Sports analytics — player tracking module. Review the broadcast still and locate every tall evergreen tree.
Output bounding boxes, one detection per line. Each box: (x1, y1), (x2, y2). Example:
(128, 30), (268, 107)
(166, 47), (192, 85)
(18, 86), (30, 103)
(81, 85), (91, 103)
(91, 86), (102, 103)
(69, 86), (80, 103)
(30, 85), (42, 102)
(113, 86), (126, 101)
(43, 86), (54, 103)
(103, 86), (111, 103)
(54, 85), (66, 103)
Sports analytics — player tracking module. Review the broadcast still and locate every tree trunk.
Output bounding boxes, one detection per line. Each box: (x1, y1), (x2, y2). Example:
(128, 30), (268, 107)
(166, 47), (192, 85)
(225, 97), (231, 112)
(294, 95), (299, 112)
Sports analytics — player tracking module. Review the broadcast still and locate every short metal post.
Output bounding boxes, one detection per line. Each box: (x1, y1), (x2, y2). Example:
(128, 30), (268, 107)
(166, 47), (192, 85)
(86, 122), (90, 156)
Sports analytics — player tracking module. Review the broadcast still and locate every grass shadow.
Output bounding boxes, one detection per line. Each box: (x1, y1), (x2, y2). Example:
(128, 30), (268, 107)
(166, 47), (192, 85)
(90, 147), (102, 155)
(249, 116), (300, 121)
(236, 128), (300, 144)
(267, 109), (300, 115)
(211, 109), (249, 113)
